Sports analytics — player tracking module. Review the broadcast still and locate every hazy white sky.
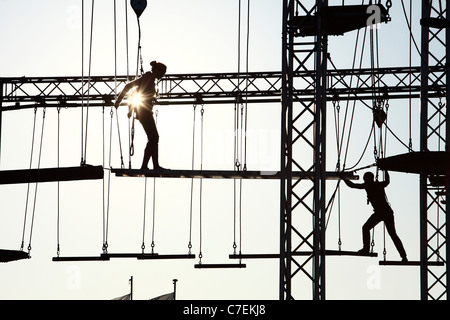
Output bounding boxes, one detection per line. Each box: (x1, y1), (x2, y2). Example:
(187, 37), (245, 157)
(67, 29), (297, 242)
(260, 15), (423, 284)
(0, 0), (441, 300)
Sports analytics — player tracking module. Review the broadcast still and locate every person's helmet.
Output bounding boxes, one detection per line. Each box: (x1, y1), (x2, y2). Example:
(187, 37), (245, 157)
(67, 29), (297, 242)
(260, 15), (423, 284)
(150, 61), (167, 79)
(363, 172), (374, 183)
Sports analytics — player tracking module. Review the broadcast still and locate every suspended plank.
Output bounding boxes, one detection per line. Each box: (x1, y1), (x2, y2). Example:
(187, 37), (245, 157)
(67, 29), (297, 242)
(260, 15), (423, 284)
(377, 151), (450, 175)
(229, 253), (280, 259)
(194, 263), (246, 269)
(52, 255), (110, 262)
(101, 253), (195, 260)
(326, 250), (378, 257)
(0, 249), (29, 263)
(229, 250), (378, 259)
(379, 260), (445, 266)
(0, 165), (104, 185)
(112, 168), (357, 180)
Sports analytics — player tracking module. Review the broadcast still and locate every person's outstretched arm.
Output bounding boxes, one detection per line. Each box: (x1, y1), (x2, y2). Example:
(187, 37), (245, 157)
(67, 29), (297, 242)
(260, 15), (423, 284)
(114, 79), (140, 108)
(343, 178), (365, 189)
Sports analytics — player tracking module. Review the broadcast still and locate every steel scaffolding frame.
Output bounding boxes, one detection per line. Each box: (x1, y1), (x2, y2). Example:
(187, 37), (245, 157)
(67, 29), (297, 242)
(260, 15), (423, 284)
(280, 0), (448, 300)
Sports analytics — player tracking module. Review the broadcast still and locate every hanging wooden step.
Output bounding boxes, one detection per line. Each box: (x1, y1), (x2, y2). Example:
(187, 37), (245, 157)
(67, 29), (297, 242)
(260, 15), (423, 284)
(194, 263), (246, 269)
(0, 165), (104, 185)
(0, 249), (30, 263)
(325, 250), (378, 257)
(379, 260), (445, 266)
(52, 255), (110, 262)
(101, 253), (196, 260)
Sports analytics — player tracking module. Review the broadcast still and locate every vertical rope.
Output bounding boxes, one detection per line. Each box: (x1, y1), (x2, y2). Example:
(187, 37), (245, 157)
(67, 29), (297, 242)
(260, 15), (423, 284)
(135, 16), (143, 78)
(114, 0), (117, 104)
(83, 0), (95, 165)
(151, 110), (159, 253)
(20, 108), (38, 251)
(198, 105), (205, 264)
(125, 0), (133, 168)
(80, 0), (85, 165)
(243, 0), (250, 170)
(56, 107), (61, 257)
(408, 0), (413, 151)
(102, 106), (107, 253)
(188, 104), (197, 254)
(27, 107), (46, 253)
(125, 0), (130, 79)
(151, 175), (156, 253)
(141, 177), (147, 253)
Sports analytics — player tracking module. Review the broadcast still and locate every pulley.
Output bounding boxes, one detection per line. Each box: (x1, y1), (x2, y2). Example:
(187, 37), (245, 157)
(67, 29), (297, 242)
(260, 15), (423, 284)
(131, 0), (147, 18)
(373, 108), (387, 128)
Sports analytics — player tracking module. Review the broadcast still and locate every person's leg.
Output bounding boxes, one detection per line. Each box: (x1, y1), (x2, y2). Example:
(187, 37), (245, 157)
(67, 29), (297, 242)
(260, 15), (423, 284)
(141, 141), (152, 170)
(360, 213), (383, 253)
(140, 113), (160, 170)
(384, 214), (407, 261)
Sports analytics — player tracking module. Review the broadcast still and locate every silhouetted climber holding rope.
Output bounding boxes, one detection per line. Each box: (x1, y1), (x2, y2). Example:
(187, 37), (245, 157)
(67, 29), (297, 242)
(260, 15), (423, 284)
(344, 171), (407, 262)
(115, 61), (168, 171)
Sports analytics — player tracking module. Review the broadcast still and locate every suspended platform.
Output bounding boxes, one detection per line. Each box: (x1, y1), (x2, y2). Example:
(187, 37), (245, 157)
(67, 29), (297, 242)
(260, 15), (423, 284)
(377, 151), (450, 176)
(0, 249), (30, 263)
(52, 255), (110, 262)
(112, 168), (357, 180)
(379, 260), (445, 267)
(103, 253), (195, 260)
(52, 252), (195, 262)
(290, 4), (391, 37)
(0, 165), (104, 185)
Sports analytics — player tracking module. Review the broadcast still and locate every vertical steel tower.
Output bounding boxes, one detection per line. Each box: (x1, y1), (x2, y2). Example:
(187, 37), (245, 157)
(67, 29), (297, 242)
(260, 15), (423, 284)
(420, 0), (449, 300)
(281, 0), (328, 300)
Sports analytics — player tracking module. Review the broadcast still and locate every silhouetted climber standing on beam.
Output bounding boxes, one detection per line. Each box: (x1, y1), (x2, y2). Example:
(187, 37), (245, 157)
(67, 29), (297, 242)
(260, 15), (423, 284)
(115, 61), (167, 171)
(344, 171), (407, 262)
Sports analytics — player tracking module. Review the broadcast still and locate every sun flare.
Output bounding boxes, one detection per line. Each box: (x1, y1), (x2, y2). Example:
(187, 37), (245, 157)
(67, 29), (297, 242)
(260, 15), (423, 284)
(131, 92), (142, 107)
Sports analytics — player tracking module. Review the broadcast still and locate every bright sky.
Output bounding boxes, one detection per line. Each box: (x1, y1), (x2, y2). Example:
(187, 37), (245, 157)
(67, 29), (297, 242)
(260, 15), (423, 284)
(0, 0), (442, 300)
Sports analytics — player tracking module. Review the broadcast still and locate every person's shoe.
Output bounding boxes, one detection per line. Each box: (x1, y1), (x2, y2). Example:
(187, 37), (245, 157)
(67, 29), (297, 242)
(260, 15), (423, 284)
(357, 248), (370, 255)
(154, 165), (169, 171)
(140, 166), (149, 171)
(401, 256), (408, 262)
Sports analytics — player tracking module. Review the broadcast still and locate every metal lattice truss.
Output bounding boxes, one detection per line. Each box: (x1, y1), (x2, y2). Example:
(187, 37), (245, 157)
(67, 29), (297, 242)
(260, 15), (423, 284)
(0, 66), (445, 110)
